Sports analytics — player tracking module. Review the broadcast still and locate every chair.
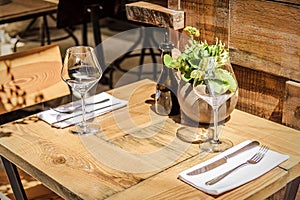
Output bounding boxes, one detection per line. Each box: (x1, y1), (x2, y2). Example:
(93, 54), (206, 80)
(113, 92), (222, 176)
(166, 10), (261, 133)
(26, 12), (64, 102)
(56, 0), (116, 87)
(13, 8), (80, 51)
(56, 0), (161, 89)
(56, 0), (117, 46)
(105, 0), (162, 88)
(0, 44), (70, 123)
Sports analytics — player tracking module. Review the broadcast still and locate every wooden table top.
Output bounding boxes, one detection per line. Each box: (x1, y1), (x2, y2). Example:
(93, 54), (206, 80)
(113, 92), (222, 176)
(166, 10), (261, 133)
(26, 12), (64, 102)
(0, 0), (57, 24)
(0, 79), (299, 199)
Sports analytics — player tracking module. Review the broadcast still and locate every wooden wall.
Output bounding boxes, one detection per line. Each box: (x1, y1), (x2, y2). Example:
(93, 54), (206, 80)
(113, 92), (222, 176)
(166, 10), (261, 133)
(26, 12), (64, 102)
(168, 0), (229, 44)
(166, 0), (300, 129)
(125, 0), (300, 129)
(229, 0), (299, 82)
(229, 0), (300, 129)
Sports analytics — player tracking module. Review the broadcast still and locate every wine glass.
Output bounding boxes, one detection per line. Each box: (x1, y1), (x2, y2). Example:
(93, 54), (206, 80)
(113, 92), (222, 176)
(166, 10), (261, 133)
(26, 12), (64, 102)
(61, 46), (103, 135)
(193, 56), (238, 152)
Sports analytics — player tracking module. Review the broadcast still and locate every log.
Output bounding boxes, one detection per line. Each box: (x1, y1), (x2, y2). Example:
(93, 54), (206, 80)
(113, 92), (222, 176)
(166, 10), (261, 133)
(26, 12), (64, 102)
(125, 1), (184, 30)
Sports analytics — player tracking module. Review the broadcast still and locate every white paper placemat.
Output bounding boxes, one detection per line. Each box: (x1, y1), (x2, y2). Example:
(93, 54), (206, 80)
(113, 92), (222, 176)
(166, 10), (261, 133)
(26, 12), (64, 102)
(178, 140), (289, 195)
(37, 92), (127, 128)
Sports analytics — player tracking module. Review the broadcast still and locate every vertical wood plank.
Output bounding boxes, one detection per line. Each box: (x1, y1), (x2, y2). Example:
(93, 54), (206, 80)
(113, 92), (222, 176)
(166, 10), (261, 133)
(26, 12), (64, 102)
(168, 0), (181, 10)
(168, 0), (229, 44)
(283, 81), (300, 130)
(233, 64), (287, 123)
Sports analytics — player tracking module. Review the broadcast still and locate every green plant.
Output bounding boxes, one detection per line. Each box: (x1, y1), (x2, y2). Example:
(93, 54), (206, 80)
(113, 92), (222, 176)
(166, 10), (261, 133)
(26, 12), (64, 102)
(163, 26), (237, 94)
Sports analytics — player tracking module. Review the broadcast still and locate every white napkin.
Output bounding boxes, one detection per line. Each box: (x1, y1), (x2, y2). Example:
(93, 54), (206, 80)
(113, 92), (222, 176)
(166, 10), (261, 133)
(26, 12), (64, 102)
(37, 92), (127, 128)
(178, 140), (289, 195)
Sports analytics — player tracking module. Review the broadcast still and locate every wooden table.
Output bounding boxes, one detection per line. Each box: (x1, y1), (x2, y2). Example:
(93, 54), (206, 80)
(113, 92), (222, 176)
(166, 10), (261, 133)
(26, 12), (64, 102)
(0, 0), (57, 24)
(0, 79), (299, 199)
(0, 0), (78, 47)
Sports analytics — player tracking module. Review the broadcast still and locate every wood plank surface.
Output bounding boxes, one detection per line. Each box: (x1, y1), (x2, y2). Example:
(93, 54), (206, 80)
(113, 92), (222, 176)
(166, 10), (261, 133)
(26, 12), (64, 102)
(283, 81), (300, 130)
(168, 0), (229, 44)
(107, 166), (287, 200)
(228, 0), (300, 127)
(275, 0), (300, 4)
(0, 79), (299, 199)
(229, 0), (300, 82)
(232, 64), (288, 123)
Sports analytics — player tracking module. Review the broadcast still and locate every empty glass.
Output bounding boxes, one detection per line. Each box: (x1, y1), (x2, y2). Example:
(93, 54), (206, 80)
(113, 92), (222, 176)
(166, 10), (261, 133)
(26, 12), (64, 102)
(193, 57), (238, 152)
(61, 46), (102, 135)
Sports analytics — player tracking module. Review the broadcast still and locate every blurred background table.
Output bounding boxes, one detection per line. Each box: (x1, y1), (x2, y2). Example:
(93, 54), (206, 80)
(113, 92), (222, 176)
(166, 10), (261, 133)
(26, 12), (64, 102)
(0, 0), (57, 24)
(0, 0), (58, 46)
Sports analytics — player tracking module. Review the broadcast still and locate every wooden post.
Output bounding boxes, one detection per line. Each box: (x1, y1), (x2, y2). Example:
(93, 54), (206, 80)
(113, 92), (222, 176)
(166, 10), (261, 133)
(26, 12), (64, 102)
(283, 81), (300, 130)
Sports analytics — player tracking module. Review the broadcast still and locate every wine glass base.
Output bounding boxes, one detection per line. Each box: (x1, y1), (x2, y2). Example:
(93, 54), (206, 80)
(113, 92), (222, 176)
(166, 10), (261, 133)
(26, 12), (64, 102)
(70, 122), (100, 135)
(200, 138), (233, 153)
(176, 126), (213, 144)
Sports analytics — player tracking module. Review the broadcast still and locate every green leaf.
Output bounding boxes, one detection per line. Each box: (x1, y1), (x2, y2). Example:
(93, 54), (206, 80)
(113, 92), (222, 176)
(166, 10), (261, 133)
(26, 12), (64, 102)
(207, 79), (230, 94)
(215, 68), (237, 92)
(181, 73), (192, 82)
(163, 54), (173, 67)
(190, 70), (204, 79)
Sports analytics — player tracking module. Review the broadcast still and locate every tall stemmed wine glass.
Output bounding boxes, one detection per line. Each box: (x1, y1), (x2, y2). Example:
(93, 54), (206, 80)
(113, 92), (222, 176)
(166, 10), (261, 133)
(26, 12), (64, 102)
(193, 57), (238, 152)
(61, 46), (102, 135)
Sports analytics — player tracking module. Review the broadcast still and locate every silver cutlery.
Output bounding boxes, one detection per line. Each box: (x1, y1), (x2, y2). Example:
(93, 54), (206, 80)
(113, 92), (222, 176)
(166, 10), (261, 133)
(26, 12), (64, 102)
(52, 98), (110, 114)
(187, 141), (259, 175)
(52, 102), (121, 126)
(205, 145), (269, 185)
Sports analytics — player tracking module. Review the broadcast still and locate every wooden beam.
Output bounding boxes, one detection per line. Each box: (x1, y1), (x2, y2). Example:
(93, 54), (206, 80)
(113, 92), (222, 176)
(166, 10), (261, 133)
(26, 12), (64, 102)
(125, 1), (184, 30)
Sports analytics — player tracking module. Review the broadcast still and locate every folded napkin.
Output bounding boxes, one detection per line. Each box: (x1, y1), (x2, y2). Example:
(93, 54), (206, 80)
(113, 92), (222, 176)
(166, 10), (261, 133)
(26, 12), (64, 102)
(37, 92), (127, 128)
(178, 140), (289, 195)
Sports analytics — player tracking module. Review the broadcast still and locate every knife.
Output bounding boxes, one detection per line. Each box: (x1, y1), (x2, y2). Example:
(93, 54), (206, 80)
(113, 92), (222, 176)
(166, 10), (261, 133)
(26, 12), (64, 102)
(187, 141), (259, 176)
(52, 102), (121, 126)
(53, 98), (110, 113)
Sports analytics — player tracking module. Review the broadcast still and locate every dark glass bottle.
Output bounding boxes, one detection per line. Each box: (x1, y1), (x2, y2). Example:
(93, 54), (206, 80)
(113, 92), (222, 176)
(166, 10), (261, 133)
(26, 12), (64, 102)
(155, 31), (180, 116)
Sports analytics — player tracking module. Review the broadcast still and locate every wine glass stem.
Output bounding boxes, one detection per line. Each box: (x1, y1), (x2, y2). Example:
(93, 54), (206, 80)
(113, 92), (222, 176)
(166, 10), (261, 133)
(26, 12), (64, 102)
(212, 106), (220, 144)
(81, 93), (87, 129)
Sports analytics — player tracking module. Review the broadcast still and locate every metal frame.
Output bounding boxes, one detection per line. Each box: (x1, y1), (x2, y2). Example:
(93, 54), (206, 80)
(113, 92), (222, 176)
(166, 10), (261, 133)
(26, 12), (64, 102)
(0, 156), (27, 200)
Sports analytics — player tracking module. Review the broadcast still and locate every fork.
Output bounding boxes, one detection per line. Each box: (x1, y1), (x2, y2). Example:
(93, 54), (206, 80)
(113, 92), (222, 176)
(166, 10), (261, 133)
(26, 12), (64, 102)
(205, 145), (269, 185)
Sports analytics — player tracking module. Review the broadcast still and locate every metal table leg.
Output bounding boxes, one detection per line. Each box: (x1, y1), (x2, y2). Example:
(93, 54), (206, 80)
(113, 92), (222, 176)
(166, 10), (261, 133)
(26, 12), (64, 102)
(284, 176), (300, 200)
(41, 15), (51, 46)
(0, 156), (28, 200)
